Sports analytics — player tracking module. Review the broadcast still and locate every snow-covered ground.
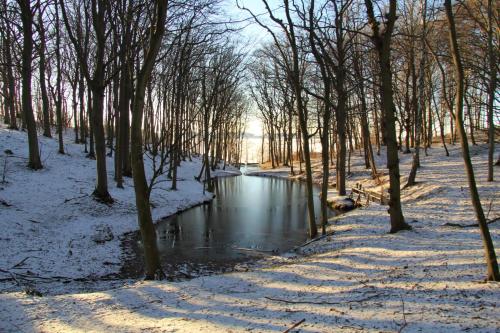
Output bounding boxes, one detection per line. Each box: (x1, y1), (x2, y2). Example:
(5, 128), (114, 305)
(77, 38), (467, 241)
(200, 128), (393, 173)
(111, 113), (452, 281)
(0, 125), (240, 294)
(1, 125), (499, 332)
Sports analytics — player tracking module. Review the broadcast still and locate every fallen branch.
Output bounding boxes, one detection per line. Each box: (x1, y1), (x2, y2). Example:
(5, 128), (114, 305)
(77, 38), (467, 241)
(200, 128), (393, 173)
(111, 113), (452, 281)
(11, 256), (37, 269)
(442, 216), (499, 228)
(485, 198), (494, 220)
(398, 295), (408, 333)
(264, 293), (381, 305)
(63, 194), (89, 204)
(42, 151), (52, 164)
(340, 325), (364, 331)
(1, 156), (7, 183)
(0, 268), (73, 283)
(9, 272), (20, 286)
(293, 231), (335, 250)
(0, 277), (15, 282)
(283, 319), (305, 333)
(487, 217), (499, 224)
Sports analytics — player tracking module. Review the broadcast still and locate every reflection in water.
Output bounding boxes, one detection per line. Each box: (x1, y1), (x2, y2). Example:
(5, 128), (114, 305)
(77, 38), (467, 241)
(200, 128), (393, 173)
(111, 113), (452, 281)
(124, 174), (333, 279)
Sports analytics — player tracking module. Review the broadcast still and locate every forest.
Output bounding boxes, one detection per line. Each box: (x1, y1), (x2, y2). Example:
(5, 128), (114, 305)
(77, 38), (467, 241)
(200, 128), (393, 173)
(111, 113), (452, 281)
(0, 0), (498, 332)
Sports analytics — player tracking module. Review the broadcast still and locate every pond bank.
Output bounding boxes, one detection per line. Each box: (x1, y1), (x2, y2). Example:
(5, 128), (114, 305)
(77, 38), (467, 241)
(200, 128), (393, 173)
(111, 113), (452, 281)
(246, 167), (357, 211)
(120, 173), (335, 281)
(0, 125), (240, 295)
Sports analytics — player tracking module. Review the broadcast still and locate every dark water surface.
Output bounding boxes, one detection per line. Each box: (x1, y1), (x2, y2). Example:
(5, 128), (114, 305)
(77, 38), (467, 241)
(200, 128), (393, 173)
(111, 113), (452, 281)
(122, 172), (333, 279)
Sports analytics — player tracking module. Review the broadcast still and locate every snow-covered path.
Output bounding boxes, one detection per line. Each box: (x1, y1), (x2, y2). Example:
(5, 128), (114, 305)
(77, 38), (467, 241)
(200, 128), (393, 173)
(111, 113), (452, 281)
(2, 202), (498, 332)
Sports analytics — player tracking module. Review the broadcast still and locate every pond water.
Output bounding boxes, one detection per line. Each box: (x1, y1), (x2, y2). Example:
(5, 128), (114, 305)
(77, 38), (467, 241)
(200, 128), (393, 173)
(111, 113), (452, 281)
(122, 171), (334, 279)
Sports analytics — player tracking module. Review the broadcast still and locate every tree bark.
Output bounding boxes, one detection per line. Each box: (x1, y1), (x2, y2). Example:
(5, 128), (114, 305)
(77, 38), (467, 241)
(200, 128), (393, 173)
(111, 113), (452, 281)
(364, 0), (410, 233)
(445, 0), (499, 281)
(55, 4), (64, 154)
(4, 25), (17, 130)
(37, 11), (52, 138)
(486, 0), (496, 181)
(130, 0), (168, 280)
(308, 0), (331, 235)
(406, 0), (427, 187)
(19, 0), (42, 170)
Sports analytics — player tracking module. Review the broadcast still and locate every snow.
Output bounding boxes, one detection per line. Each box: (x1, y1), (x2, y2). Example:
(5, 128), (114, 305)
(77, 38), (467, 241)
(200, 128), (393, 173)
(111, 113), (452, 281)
(1, 126), (499, 332)
(0, 125), (238, 294)
(325, 193), (356, 210)
(212, 168), (242, 178)
(245, 167), (291, 179)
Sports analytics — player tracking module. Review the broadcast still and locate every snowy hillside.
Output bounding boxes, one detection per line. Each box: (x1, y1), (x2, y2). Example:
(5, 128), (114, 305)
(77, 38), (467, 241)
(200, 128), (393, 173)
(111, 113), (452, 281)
(0, 125), (237, 294)
(0, 126), (499, 332)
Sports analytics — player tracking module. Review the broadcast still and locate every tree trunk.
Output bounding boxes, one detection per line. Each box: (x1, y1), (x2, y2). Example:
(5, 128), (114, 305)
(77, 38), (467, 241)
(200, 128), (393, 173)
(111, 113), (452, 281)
(406, 6), (427, 187)
(19, 0), (42, 170)
(486, 0), (496, 181)
(89, 0), (112, 202)
(71, 70), (79, 144)
(120, 58), (132, 177)
(87, 87), (95, 157)
(445, 0), (499, 281)
(1, 69), (9, 125)
(365, 0), (410, 233)
(37, 12), (52, 138)
(91, 85), (112, 201)
(5, 28), (17, 130)
(130, 0), (167, 280)
(55, 4), (64, 154)
(79, 69), (86, 145)
(336, 94), (347, 196)
(307, 1), (331, 235)
(357, 69), (378, 178)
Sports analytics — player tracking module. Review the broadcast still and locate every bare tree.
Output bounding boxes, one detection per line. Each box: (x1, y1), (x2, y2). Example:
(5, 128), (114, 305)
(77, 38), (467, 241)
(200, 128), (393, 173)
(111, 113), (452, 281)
(364, 0), (411, 233)
(130, 0), (168, 280)
(60, 0), (113, 202)
(18, 0), (43, 170)
(444, 0), (499, 281)
(35, 3), (52, 138)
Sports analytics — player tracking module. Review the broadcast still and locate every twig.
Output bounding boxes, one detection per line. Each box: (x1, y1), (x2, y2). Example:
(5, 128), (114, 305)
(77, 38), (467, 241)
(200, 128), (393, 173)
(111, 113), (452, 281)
(63, 194), (89, 203)
(11, 256), (35, 269)
(42, 151), (52, 164)
(398, 295), (408, 333)
(340, 325), (364, 331)
(485, 198), (493, 220)
(0, 268), (72, 282)
(1, 155), (28, 160)
(1, 156), (7, 183)
(264, 293), (381, 305)
(486, 217), (499, 224)
(8, 271), (21, 286)
(293, 231), (335, 250)
(442, 217), (500, 228)
(283, 318), (305, 333)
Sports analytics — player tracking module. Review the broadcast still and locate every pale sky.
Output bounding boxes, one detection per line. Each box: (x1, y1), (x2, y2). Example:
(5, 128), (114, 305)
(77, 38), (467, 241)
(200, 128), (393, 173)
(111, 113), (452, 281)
(222, 0), (285, 162)
(223, 0), (282, 47)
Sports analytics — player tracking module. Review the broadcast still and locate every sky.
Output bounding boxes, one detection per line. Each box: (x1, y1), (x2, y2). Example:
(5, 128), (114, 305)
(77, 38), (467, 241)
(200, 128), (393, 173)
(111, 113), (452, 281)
(221, 1), (284, 162)
(223, 0), (282, 48)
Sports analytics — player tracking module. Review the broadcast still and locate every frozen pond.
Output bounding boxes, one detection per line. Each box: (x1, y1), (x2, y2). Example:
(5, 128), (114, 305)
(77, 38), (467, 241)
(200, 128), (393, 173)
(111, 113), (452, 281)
(122, 172), (334, 279)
